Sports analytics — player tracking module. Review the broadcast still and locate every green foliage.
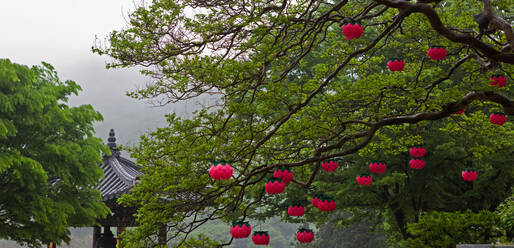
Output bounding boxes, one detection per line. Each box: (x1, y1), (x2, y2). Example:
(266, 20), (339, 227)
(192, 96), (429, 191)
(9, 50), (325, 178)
(94, 0), (514, 246)
(404, 210), (502, 248)
(497, 194), (514, 242)
(0, 59), (109, 247)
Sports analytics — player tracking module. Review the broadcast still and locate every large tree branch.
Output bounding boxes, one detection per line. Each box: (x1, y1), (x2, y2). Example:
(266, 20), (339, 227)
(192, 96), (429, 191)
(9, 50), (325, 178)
(373, 0), (514, 64)
(291, 90), (513, 186)
(481, 0), (514, 49)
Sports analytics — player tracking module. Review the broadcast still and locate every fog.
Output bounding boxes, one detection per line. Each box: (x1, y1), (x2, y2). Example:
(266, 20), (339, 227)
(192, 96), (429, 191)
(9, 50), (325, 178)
(0, 0), (196, 146)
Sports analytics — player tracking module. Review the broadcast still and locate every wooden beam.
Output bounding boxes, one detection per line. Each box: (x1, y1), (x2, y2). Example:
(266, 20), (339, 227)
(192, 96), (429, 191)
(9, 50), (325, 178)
(47, 242), (55, 248)
(92, 226), (101, 248)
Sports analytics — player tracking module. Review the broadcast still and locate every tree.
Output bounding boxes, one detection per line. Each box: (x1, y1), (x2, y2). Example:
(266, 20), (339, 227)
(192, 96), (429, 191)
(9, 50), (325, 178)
(404, 210), (502, 248)
(94, 0), (514, 246)
(497, 193), (514, 242)
(0, 59), (109, 247)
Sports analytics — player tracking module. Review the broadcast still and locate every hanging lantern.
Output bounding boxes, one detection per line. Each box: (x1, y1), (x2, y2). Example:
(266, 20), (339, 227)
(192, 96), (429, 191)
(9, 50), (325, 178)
(230, 221), (251, 239)
(287, 204), (305, 217)
(387, 58), (405, 71)
(427, 46), (447, 61)
(369, 161), (386, 174)
(462, 168), (478, 182)
(409, 145), (426, 158)
(341, 20), (363, 40)
(265, 177), (286, 194)
(409, 158), (426, 169)
(489, 112), (507, 125)
(296, 228), (315, 243)
(454, 107), (466, 115)
(208, 161), (233, 180)
(252, 231), (270, 245)
(317, 197), (337, 212)
(356, 174), (372, 185)
(321, 159), (338, 172)
(311, 195), (320, 208)
(273, 167), (294, 184)
(489, 74), (507, 88)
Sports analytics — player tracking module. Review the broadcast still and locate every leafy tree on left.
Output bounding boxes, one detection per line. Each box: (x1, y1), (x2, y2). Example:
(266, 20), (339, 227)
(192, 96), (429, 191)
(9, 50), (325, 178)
(0, 59), (109, 247)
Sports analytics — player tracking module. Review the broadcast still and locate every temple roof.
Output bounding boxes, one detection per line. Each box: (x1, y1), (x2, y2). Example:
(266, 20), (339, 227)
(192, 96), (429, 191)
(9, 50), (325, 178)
(98, 129), (143, 201)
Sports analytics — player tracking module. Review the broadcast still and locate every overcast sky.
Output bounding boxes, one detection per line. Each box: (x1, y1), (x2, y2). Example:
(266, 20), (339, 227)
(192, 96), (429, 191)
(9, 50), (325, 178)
(0, 0), (192, 147)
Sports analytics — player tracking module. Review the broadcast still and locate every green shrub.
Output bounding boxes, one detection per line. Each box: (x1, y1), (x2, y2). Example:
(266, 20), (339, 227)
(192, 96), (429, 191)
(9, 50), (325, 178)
(404, 210), (502, 248)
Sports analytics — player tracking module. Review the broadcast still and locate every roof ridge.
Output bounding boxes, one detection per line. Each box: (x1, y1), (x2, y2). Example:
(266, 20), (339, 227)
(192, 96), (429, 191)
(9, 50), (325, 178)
(108, 156), (136, 187)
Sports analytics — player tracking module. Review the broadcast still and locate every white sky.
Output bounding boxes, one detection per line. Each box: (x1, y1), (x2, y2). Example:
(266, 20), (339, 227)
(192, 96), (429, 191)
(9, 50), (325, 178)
(0, 0), (191, 147)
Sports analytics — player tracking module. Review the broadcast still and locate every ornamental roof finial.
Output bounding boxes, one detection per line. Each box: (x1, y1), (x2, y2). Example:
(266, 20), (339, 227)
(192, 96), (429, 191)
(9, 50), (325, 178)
(107, 129), (117, 149)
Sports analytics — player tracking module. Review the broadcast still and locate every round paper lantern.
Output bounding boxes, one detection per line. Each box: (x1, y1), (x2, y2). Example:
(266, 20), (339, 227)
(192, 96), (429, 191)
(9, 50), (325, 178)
(208, 161), (233, 180)
(341, 20), (363, 40)
(427, 46), (447, 61)
(356, 174), (372, 185)
(317, 197), (337, 212)
(311, 195), (320, 208)
(489, 112), (507, 125)
(252, 231), (270, 245)
(287, 204), (305, 217)
(230, 221), (251, 239)
(321, 160), (338, 172)
(265, 177), (286, 194)
(462, 168), (478, 182)
(409, 158), (426, 169)
(409, 145), (426, 158)
(387, 58), (405, 71)
(296, 228), (314, 243)
(273, 167), (294, 184)
(369, 161), (386, 174)
(454, 107), (466, 115)
(489, 74), (507, 88)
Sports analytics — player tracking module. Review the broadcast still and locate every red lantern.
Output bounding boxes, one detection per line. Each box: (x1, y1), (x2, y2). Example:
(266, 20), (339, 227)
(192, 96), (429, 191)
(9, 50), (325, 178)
(296, 229), (314, 243)
(273, 167), (294, 184)
(317, 197), (336, 211)
(387, 58), (405, 71)
(341, 20), (363, 40)
(489, 74), (507, 88)
(252, 231), (270, 245)
(230, 221), (251, 239)
(311, 195), (320, 208)
(356, 174), (372, 185)
(409, 145), (426, 158)
(489, 112), (507, 125)
(321, 160), (338, 172)
(462, 168), (478, 182)
(369, 161), (386, 174)
(409, 158), (426, 169)
(208, 161), (233, 180)
(265, 177), (286, 194)
(427, 46), (447, 61)
(454, 107), (466, 115)
(287, 205), (305, 217)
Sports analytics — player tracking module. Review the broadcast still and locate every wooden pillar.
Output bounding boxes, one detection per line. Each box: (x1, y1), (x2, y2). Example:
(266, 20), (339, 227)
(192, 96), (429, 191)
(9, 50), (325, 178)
(158, 225), (167, 247)
(92, 226), (101, 248)
(117, 227), (125, 248)
(48, 242), (56, 248)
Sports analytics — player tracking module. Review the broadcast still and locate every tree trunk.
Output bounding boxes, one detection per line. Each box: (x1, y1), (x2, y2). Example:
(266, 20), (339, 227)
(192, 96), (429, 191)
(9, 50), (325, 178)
(158, 225), (167, 247)
(117, 227), (125, 248)
(389, 203), (413, 240)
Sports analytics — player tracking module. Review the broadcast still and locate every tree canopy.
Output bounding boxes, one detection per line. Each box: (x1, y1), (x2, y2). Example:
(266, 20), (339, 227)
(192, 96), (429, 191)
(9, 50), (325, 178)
(94, 0), (514, 247)
(0, 59), (109, 247)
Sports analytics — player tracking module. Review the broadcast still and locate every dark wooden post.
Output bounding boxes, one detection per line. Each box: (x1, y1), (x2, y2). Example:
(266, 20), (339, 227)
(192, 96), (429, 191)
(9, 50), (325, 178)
(117, 227), (125, 248)
(92, 226), (101, 248)
(158, 225), (167, 247)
